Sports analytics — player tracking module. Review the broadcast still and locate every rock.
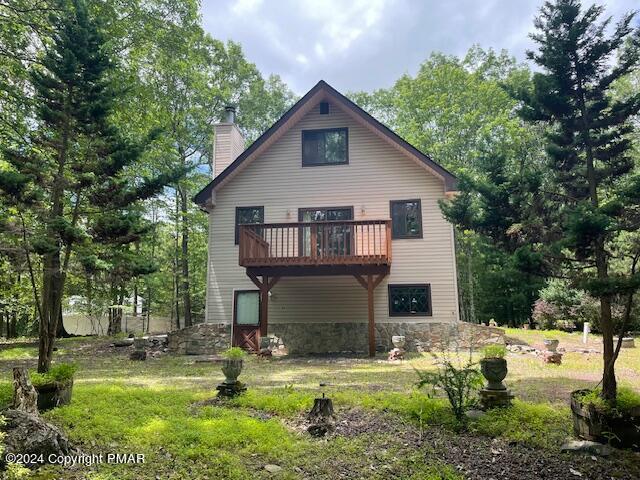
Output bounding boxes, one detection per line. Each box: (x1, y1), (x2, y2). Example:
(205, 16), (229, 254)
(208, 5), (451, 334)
(129, 350), (147, 361)
(560, 439), (613, 457)
(1, 409), (78, 467)
(543, 351), (563, 365)
(113, 338), (134, 347)
(264, 464), (283, 474)
(387, 347), (405, 361)
(465, 409), (486, 420)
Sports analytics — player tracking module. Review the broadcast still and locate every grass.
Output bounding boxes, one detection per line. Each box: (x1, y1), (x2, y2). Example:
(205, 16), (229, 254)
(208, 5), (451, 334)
(0, 328), (637, 478)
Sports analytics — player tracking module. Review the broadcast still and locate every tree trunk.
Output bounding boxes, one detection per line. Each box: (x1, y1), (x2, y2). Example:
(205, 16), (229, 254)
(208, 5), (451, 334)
(173, 191), (181, 330)
(179, 186), (192, 327)
(38, 249), (64, 373)
(12, 367), (38, 414)
(10, 312), (17, 338)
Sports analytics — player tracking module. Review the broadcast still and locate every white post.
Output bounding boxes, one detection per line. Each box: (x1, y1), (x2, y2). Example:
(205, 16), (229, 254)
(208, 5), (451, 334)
(583, 322), (590, 344)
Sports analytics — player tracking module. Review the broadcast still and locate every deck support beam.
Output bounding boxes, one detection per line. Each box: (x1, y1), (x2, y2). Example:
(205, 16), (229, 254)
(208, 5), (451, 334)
(353, 273), (387, 357)
(246, 272), (280, 337)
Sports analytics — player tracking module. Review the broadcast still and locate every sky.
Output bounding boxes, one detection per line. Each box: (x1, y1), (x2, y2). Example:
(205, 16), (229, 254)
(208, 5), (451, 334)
(201, 0), (638, 95)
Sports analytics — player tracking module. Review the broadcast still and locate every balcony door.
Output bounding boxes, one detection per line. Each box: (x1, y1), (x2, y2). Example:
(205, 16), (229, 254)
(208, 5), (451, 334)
(298, 207), (353, 258)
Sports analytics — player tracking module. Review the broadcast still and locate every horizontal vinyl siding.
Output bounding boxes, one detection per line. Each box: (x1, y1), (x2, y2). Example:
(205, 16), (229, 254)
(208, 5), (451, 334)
(206, 103), (458, 326)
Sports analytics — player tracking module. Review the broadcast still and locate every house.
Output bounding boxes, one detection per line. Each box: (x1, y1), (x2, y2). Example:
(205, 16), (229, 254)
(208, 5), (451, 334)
(193, 80), (468, 356)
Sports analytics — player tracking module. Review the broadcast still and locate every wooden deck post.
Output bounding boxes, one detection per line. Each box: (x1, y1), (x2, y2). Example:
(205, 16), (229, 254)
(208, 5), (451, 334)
(246, 271), (281, 338)
(260, 276), (269, 336)
(367, 275), (375, 357)
(354, 272), (387, 357)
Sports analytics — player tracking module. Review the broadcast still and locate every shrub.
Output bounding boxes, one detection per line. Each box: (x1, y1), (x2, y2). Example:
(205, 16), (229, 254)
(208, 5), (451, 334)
(532, 299), (559, 330)
(30, 363), (78, 387)
(415, 356), (483, 424)
(481, 344), (506, 359)
(576, 387), (640, 415)
(222, 347), (246, 360)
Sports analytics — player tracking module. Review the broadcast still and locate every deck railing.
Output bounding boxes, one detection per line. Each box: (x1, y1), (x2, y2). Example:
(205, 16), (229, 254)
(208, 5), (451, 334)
(239, 219), (392, 267)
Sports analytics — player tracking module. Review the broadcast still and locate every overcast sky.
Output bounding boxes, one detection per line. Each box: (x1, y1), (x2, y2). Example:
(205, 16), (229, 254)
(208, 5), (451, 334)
(201, 0), (638, 95)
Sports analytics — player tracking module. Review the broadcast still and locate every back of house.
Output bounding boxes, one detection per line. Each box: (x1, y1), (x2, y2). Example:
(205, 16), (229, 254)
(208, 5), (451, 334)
(193, 80), (463, 355)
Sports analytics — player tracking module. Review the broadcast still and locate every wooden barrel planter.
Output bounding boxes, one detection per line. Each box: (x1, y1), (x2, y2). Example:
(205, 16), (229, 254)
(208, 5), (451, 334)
(571, 389), (640, 450)
(35, 380), (74, 411)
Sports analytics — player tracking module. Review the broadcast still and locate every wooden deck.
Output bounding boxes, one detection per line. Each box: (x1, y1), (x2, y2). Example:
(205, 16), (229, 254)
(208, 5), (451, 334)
(239, 219), (392, 269)
(238, 219), (392, 357)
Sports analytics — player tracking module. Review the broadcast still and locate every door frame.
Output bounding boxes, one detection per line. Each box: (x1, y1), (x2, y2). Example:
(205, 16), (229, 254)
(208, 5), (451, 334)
(297, 206), (354, 257)
(232, 289), (262, 350)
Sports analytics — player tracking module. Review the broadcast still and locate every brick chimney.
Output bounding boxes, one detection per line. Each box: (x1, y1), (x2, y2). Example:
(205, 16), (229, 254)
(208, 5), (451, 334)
(213, 106), (245, 178)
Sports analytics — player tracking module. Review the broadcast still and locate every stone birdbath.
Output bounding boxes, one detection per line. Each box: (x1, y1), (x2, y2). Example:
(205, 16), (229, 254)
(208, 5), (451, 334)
(542, 338), (562, 364)
(388, 335), (406, 361)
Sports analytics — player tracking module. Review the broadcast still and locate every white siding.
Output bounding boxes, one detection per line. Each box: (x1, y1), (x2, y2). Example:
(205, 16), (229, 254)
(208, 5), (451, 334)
(206, 102), (458, 327)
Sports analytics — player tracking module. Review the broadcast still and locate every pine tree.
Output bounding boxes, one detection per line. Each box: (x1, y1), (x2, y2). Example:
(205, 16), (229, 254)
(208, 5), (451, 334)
(443, 0), (640, 402)
(0, 0), (177, 372)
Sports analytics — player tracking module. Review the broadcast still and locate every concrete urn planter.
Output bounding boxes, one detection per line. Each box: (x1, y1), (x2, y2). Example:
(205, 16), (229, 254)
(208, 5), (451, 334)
(480, 358), (508, 391)
(133, 337), (147, 351)
(222, 359), (244, 385)
(35, 380), (74, 411)
(391, 336), (406, 349)
(543, 338), (559, 352)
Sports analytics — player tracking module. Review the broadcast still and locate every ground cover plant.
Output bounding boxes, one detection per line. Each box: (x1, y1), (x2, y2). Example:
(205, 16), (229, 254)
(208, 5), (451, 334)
(0, 329), (637, 479)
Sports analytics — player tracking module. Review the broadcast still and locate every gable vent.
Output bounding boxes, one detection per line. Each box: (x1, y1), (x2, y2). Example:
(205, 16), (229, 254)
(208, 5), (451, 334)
(319, 102), (329, 114)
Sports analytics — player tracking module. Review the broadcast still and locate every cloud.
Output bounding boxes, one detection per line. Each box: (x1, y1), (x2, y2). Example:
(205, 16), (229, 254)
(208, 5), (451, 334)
(230, 0), (263, 16)
(202, 0), (639, 95)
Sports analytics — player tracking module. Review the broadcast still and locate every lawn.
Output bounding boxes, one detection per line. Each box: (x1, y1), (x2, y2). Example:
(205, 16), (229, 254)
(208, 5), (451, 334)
(0, 328), (638, 479)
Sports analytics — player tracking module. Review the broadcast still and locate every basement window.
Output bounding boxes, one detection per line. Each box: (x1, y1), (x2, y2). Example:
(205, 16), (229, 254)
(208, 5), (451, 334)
(388, 284), (432, 316)
(302, 128), (348, 166)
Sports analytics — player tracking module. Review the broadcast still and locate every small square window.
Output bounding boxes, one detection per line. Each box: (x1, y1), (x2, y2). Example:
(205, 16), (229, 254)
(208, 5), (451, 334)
(302, 128), (348, 166)
(235, 206), (264, 245)
(388, 284), (432, 316)
(390, 199), (422, 239)
(319, 102), (329, 114)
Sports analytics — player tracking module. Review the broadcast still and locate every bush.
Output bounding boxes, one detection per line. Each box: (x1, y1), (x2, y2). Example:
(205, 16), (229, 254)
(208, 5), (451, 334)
(30, 363), (78, 387)
(415, 356), (483, 424)
(481, 344), (506, 359)
(576, 387), (640, 416)
(534, 278), (639, 333)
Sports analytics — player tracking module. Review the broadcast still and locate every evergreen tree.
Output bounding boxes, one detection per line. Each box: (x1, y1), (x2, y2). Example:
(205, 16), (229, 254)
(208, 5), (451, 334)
(0, 0), (176, 372)
(443, 0), (640, 402)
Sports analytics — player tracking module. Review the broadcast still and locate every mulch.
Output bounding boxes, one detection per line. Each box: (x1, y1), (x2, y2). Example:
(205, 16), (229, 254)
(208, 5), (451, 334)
(282, 407), (640, 480)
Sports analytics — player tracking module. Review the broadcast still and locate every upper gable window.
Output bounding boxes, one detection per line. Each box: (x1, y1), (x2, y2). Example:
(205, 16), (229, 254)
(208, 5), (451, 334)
(390, 199), (423, 239)
(302, 128), (348, 167)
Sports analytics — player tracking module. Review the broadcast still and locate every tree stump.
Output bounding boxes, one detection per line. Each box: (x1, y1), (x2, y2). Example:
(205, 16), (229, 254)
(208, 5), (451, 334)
(307, 397), (335, 437)
(12, 367), (38, 415)
(308, 397), (334, 419)
(1, 409), (78, 467)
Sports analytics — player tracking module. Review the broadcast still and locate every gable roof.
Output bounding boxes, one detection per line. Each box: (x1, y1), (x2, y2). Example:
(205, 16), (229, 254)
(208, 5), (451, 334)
(194, 80), (457, 206)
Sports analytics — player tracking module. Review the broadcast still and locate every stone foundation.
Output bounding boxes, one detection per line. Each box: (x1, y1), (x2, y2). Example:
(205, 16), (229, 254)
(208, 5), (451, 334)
(167, 323), (231, 355)
(167, 321), (504, 356)
(375, 322), (505, 353)
(268, 321), (505, 355)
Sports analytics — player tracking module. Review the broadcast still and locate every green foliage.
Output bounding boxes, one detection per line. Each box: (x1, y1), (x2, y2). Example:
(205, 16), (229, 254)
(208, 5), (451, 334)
(481, 344), (506, 359)
(441, 0), (640, 400)
(469, 400), (572, 449)
(222, 347), (246, 360)
(415, 356), (483, 423)
(576, 387), (640, 415)
(30, 363), (78, 387)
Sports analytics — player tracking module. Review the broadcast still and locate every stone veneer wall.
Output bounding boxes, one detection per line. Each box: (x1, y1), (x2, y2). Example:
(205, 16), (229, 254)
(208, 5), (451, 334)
(268, 321), (505, 355)
(167, 323), (231, 355)
(166, 321), (504, 356)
